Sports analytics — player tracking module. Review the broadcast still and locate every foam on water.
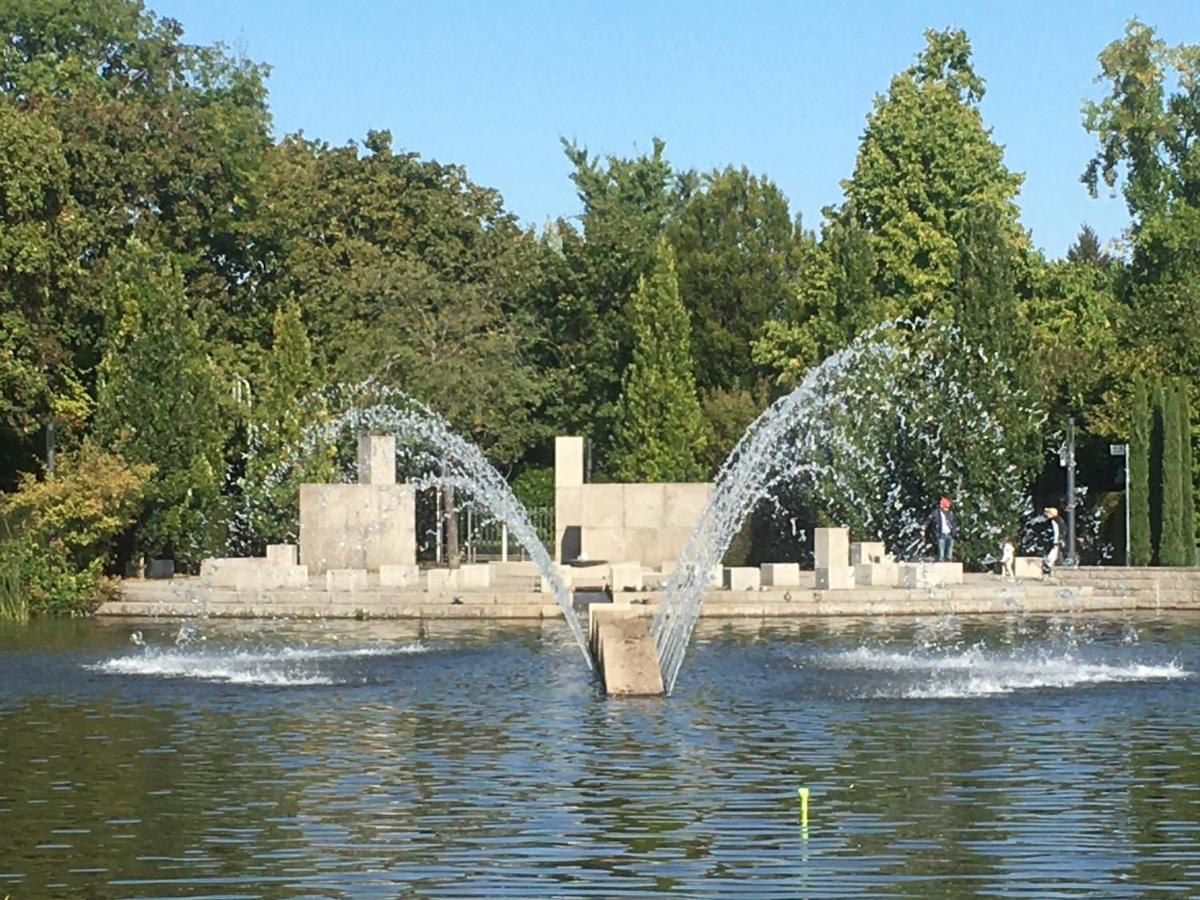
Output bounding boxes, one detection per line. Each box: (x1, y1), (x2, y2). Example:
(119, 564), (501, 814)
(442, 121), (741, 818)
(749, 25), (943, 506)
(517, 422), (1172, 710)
(87, 643), (427, 687)
(819, 644), (1191, 698)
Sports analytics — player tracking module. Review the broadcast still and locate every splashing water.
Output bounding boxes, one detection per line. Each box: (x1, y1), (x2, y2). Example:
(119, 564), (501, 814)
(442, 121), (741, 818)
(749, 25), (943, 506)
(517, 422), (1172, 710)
(652, 321), (1041, 693)
(229, 382), (593, 670)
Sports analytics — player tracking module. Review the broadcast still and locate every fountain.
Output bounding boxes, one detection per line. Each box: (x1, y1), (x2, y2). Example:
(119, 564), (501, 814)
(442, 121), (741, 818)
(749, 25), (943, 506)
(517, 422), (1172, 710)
(652, 321), (1040, 693)
(229, 381), (593, 669)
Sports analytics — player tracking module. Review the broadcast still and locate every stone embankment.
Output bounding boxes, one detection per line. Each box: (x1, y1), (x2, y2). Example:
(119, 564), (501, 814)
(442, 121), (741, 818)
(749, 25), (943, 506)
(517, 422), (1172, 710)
(99, 564), (1200, 621)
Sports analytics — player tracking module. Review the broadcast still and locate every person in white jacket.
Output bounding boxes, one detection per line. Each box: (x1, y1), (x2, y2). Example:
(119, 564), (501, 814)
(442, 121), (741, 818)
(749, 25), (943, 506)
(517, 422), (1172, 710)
(1042, 507), (1064, 575)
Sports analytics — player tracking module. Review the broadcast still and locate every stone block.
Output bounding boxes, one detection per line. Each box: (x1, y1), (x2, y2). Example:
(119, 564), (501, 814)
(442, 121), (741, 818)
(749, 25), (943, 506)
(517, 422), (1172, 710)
(816, 566), (856, 590)
(488, 560), (540, 579)
(538, 566), (574, 594)
(1014, 557), (1044, 580)
(623, 483), (667, 529)
(326, 568), (368, 592)
(899, 562), (964, 588)
(760, 563), (801, 587)
(456, 564), (491, 589)
(855, 562), (900, 586)
(587, 485), (626, 530)
(356, 434), (396, 485)
(426, 569), (456, 592)
(266, 544), (298, 566)
(724, 566), (761, 591)
(299, 483), (416, 574)
(555, 436), (585, 487)
(815, 527), (850, 569)
(200, 558), (308, 591)
(589, 606), (664, 696)
(850, 541), (887, 565)
(607, 562), (643, 592)
(663, 484), (710, 527)
(379, 564), (420, 587)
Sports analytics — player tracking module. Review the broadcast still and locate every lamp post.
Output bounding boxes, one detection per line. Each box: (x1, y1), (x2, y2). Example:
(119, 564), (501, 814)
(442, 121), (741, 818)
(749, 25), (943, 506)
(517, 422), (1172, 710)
(1065, 417), (1077, 566)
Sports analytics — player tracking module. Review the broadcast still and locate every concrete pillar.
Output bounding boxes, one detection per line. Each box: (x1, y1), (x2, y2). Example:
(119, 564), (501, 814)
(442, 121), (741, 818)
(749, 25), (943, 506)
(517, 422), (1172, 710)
(554, 436), (585, 563)
(357, 434), (396, 486)
(815, 527), (850, 568)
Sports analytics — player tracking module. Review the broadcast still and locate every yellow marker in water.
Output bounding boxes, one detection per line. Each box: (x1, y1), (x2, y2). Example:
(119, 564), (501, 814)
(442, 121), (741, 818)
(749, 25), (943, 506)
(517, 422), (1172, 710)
(798, 786), (810, 828)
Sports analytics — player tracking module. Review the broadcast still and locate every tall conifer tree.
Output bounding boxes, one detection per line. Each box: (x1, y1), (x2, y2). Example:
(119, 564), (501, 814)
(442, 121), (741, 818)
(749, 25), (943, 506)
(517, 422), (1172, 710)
(1177, 382), (1196, 564)
(1160, 381), (1187, 565)
(1129, 380), (1152, 566)
(609, 239), (707, 482)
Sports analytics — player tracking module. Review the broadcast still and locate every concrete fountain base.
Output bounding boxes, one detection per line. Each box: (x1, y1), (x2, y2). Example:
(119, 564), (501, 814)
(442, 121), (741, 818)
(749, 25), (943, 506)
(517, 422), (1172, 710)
(588, 605), (665, 696)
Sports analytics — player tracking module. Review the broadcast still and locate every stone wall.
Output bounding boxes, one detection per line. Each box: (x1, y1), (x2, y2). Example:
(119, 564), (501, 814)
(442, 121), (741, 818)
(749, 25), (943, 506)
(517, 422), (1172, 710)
(554, 436), (710, 565)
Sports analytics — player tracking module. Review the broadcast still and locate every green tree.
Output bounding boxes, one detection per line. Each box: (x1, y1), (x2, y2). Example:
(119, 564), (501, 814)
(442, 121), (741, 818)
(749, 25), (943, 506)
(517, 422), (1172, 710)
(1129, 380), (1152, 566)
(1177, 382), (1196, 563)
(0, 0), (271, 486)
(92, 245), (229, 567)
(232, 301), (333, 553)
(667, 166), (800, 392)
(1159, 380), (1187, 565)
(609, 239), (707, 482)
(836, 27), (1025, 320)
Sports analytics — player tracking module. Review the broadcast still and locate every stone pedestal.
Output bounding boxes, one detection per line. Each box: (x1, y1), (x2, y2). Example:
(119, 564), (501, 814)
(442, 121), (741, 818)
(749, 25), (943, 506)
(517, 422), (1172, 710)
(357, 434), (396, 485)
(899, 562), (964, 588)
(326, 568), (368, 592)
(724, 567), (762, 591)
(761, 563), (802, 587)
(538, 566), (575, 594)
(266, 544), (298, 565)
(607, 562), (643, 592)
(299, 483), (416, 574)
(1014, 557), (1044, 580)
(201, 558), (308, 591)
(456, 564), (491, 588)
(815, 528), (850, 569)
(850, 541), (887, 565)
(589, 606), (664, 696)
(855, 562), (900, 586)
(379, 564), (420, 587)
(426, 569), (455, 592)
(816, 566), (856, 590)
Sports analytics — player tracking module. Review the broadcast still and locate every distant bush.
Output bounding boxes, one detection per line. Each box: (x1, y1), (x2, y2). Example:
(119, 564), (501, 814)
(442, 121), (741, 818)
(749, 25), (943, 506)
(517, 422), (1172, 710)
(511, 465), (554, 511)
(0, 443), (152, 616)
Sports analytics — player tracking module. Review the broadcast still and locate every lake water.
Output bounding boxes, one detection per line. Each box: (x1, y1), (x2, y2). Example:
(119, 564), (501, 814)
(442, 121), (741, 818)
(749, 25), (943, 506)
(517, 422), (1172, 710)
(1, 611), (1198, 897)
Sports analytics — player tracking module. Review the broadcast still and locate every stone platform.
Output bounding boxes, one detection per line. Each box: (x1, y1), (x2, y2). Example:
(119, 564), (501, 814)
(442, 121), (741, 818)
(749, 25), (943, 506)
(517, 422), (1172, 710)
(99, 568), (1200, 620)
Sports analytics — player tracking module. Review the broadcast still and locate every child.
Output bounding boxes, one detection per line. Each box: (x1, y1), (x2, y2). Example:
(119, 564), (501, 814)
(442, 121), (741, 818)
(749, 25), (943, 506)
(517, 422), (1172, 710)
(1001, 538), (1016, 581)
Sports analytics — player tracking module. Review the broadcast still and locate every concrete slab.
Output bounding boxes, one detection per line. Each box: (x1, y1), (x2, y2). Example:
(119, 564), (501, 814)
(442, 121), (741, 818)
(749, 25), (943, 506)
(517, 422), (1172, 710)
(1014, 557), (1044, 579)
(379, 564), (421, 587)
(589, 606), (664, 696)
(815, 528), (850, 569)
(456, 564), (491, 589)
(200, 558), (308, 591)
(607, 562), (643, 591)
(855, 562), (900, 586)
(724, 567), (761, 591)
(850, 541), (887, 565)
(816, 566), (856, 590)
(326, 568), (368, 592)
(761, 563), (801, 587)
(266, 544), (298, 565)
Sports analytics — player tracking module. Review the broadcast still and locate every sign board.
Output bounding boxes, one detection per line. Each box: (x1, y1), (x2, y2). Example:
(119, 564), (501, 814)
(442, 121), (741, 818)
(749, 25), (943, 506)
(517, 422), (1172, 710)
(1110, 443), (1127, 456)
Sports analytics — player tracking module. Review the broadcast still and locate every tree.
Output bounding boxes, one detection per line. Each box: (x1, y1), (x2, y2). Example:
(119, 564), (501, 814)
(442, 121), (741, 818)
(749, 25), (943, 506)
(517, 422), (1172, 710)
(547, 139), (695, 464)
(1129, 380), (1152, 565)
(92, 245), (229, 568)
(1159, 380), (1187, 565)
(1066, 224), (1112, 269)
(0, 0), (271, 487)
(1178, 381), (1196, 563)
(836, 28), (1026, 320)
(609, 239), (707, 482)
(667, 166), (800, 392)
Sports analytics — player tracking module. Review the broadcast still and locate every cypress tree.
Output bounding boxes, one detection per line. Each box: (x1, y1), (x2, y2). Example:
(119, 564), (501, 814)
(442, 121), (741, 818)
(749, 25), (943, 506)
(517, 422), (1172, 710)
(1179, 382), (1196, 565)
(1149, 380), (1166, 564)
(609, 238), (708, 482)
(1129, 379), (1152, 566)
(1160, 381), (1187, 565)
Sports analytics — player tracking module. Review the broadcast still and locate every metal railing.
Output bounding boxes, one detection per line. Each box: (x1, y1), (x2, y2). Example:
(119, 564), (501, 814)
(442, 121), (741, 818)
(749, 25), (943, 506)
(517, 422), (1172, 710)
(453, 506), (554, 563)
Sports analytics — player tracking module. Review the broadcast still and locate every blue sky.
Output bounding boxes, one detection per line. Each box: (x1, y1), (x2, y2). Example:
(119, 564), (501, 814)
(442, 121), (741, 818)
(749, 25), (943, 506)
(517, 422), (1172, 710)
(153, 1), (1199, 257)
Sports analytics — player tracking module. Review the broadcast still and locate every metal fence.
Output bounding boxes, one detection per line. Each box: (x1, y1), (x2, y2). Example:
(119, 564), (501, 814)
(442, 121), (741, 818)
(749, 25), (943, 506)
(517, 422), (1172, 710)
(451, 505), (554, 563)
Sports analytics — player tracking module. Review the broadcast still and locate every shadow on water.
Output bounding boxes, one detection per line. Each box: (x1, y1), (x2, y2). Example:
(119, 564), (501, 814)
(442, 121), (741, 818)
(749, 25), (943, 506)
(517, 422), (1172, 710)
(0, 612), (1198, 896)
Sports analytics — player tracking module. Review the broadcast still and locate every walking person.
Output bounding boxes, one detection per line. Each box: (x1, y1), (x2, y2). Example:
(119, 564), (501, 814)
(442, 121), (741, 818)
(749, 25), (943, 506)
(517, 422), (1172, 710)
(928, 497), (958, 562)
(1042, 507), (1065, 576)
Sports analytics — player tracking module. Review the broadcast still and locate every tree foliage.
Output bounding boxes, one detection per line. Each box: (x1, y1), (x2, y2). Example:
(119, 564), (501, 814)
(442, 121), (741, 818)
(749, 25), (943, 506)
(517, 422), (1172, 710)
(609, 239), (707, 482)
